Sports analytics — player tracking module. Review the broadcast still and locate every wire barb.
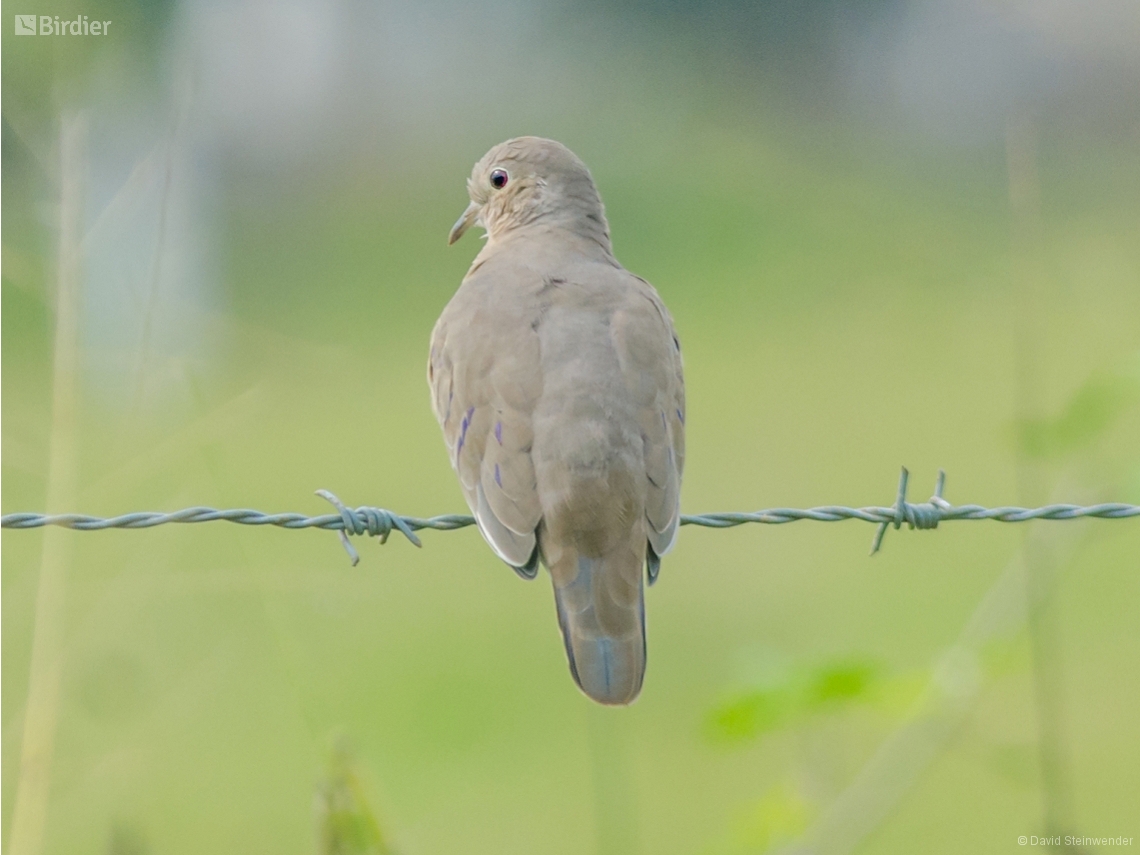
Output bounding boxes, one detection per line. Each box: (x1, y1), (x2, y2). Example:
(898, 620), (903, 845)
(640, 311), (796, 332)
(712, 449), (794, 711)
(315, 489), (423, 566)
(870, 467), (948, 555)
(3, 470), (1137, 565)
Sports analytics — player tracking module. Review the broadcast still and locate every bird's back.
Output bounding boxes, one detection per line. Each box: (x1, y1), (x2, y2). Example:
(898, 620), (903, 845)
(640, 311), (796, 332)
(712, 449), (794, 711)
(431, 138), (683, 704)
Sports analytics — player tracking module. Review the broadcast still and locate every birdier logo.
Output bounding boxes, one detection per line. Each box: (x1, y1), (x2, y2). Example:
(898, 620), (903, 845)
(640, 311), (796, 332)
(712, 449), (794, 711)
(14, 15), (112, 35)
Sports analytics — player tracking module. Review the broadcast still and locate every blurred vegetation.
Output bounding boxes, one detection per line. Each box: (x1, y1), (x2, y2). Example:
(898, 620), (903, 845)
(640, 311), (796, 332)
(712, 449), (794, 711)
(1015, 359), (1140, 460)
(726, 783), (814, 855)
(706, 656), (890, 745)
(315, 740), (396, 855)
(3, 1), (1139, 854)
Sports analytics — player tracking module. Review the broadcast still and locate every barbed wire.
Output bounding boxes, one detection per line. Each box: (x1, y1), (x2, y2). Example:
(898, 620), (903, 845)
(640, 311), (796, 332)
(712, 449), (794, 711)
(3, 469), (1137, 565)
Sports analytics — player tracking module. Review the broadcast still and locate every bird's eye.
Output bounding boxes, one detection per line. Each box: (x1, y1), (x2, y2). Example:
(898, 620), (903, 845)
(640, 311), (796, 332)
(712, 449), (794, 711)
(490, 169), (509, 189)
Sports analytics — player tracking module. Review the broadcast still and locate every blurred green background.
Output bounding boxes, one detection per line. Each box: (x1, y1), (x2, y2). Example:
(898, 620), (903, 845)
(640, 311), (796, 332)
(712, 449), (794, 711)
(3, 1), (1139, 853)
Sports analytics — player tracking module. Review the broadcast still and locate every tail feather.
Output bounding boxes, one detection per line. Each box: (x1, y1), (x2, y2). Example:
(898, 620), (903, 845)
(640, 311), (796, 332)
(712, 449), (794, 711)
(550, 546), (646, 705)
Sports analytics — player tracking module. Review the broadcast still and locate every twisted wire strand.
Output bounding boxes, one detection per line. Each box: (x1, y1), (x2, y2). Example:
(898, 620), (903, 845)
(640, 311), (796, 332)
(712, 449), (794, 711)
(6, 504), (1137, 532)
(3, 469), (1137, 565)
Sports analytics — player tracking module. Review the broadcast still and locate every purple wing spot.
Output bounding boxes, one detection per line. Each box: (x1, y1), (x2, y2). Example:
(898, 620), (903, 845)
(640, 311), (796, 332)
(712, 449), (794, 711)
(494, 463), (502, 487)
(495, 420), (503, 445)
(676, 408), (685, 425)
(458, 408), (474, 454)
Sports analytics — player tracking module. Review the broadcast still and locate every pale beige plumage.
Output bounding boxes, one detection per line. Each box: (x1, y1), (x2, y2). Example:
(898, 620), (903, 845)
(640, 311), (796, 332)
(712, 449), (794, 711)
(429, 137), (684, 705)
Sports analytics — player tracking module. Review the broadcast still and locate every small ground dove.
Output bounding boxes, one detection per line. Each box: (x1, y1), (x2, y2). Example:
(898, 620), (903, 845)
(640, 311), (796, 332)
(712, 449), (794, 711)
(429, 137), (685, 704)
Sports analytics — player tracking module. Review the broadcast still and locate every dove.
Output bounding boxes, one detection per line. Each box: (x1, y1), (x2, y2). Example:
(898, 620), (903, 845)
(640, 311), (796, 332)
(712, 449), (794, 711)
(429, 137), (685, 705)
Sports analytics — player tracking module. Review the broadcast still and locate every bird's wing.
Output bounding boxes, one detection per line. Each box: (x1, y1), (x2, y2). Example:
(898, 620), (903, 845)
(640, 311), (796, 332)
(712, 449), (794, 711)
(611, 274), (685, 559)
(429, 272), (545, 570)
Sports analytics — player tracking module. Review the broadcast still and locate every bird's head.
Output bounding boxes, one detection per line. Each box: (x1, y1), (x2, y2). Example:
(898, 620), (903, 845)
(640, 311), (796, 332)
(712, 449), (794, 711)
(448, 136), (612, 252)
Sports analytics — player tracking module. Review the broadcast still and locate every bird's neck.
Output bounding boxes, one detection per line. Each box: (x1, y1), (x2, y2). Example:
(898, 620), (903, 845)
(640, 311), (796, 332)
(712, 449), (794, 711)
(477, 221), (617, 272)
(487, 196), (615, 261)
(487, 218), (616, 264)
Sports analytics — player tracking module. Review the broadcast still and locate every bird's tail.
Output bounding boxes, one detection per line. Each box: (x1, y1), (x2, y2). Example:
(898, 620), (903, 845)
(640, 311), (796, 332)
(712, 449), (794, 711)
(548, 535), (646, 705)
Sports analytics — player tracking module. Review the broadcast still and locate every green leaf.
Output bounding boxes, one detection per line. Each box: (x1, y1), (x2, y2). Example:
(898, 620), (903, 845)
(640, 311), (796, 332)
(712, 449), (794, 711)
(706, 655), (888, 745)
(803, 660), (879, 709)
(706, 687), (797, 744)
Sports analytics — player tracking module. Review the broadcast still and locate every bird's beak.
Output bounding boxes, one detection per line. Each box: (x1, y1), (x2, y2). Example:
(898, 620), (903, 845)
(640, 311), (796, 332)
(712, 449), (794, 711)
(448, 201), (481, 245)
